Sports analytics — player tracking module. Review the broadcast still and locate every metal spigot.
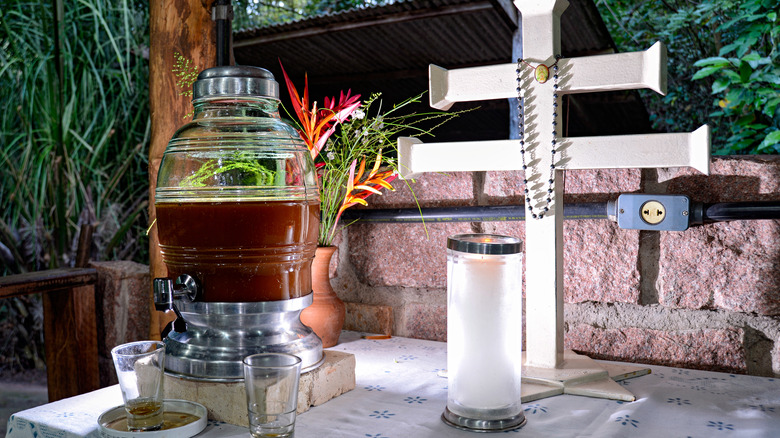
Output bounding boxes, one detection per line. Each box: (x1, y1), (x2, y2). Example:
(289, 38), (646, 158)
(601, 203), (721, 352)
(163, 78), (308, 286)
(153, 274), (200, 311)
(154, 274), (200, 337)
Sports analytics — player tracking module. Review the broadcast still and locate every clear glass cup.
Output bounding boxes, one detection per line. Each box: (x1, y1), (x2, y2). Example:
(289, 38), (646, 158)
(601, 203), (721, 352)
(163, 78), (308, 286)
(243, 353), (302, 438)
(110, 341), (166, 431)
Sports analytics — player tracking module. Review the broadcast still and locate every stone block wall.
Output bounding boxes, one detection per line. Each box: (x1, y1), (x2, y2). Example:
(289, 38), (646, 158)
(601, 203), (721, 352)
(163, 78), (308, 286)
(332, 156), (780, 377)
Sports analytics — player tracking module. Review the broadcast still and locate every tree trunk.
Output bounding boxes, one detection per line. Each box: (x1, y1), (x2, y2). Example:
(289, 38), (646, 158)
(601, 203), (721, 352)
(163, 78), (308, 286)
(148, 0), (216, 339)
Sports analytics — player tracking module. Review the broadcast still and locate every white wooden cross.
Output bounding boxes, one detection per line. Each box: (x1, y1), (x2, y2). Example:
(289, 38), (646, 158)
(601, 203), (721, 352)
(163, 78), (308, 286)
(398, 0), (710, 401)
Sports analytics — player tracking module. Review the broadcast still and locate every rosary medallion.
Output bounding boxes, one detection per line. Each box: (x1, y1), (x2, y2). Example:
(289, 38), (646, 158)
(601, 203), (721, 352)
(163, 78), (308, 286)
(534, 64), (549, 84)
(519, 58), (559, 84)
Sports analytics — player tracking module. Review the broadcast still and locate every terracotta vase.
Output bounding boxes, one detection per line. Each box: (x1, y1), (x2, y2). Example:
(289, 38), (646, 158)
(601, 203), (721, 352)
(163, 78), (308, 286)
(301, 246), (345, 348)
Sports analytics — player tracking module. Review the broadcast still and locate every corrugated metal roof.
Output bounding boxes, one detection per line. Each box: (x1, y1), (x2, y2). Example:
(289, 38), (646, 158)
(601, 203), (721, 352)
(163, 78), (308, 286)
(235, 1), (515, 77)
(233, 0), (651, 141)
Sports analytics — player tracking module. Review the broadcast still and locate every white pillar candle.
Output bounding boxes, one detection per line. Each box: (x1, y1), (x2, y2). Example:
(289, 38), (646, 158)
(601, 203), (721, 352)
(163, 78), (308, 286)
(446, 234), (524, 426)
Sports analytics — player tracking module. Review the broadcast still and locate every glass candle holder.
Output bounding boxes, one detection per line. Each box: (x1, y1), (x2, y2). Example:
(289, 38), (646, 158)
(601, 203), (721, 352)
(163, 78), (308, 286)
(443, 234), (526, 432)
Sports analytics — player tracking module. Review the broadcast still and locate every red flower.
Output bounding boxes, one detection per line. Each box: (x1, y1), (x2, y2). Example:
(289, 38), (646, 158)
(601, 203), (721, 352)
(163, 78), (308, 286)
(280, 62), (360, 160)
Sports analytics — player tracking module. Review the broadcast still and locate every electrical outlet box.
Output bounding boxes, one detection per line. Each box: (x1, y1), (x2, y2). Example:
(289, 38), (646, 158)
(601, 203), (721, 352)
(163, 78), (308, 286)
(616, 194), (691, 231)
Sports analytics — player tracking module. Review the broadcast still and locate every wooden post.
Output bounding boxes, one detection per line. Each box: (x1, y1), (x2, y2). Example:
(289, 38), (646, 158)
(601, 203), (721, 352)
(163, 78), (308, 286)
(148, 0), (217, 339)
(41, 285), (99, 401)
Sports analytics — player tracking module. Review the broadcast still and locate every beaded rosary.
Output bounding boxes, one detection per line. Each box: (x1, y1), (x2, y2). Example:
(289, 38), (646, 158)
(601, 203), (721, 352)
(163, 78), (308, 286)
(515, 55), (561, 219)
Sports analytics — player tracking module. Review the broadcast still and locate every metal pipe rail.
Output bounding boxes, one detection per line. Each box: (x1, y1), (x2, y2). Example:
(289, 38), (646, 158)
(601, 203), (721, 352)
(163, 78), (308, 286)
(341, 201), (780, 225)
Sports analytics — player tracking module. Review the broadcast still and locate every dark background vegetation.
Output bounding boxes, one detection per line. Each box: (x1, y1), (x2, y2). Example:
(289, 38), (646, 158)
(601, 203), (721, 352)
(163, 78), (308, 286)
(596, 0), (779, 155)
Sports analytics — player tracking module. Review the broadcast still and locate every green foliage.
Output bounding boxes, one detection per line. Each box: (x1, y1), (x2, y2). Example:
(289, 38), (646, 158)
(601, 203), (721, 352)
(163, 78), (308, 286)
(692, 0), (780, 154)
(172, 52), (200, 120)
(172, 52), (200, 98)
(180, 154), (278, 188)
(597, 0), (779, 155)
(0, 0), (151, 274)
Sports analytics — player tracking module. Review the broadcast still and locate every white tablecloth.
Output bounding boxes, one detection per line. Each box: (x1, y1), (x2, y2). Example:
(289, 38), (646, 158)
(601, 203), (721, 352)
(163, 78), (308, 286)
(6, 331), (780, 437)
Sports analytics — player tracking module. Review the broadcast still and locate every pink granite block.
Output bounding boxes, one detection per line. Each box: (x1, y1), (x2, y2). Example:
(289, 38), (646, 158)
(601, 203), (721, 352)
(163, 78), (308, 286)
(565, 324), (747, 373)
(484, 168), (641, 203)
(658, 220), (780, 315)
(344, 302), (393, 336)
(657, 156), (780, 315)
(369, 172), (475, 208)
(481, 221), (525, 240)
(563, 221), (641, 304)
(484, 170), (524, 201)
(564, 168), (642, 200)
(663, 156), (780, 202)
(485, 216), (641, 304)
(348, 222), (474, 288)
(405, 302), (447, 342)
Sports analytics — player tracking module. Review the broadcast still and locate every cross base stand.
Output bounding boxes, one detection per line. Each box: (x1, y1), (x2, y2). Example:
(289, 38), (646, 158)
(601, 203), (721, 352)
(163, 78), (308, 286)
(522, 350), (650, 403)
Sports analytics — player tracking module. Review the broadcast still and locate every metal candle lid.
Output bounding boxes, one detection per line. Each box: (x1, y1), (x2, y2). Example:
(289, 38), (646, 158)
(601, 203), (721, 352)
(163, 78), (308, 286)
(447, 234), (522, 255)
(192, 65), (279, 100)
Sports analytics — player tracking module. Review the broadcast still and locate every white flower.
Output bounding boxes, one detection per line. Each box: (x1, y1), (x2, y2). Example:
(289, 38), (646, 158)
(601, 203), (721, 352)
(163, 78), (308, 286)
(327, 151), (335, 160)
(352, 109), (365, 120)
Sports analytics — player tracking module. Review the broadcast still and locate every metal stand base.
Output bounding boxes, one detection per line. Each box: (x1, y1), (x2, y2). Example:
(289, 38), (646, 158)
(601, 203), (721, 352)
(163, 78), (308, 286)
(441, 407), (527, 433)
(163, 294), (323, 381)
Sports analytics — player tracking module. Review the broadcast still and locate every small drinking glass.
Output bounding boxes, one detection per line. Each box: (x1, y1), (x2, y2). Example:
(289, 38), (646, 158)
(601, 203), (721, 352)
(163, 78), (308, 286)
(243, 353), (302, 438)
(111, 341), (166, 431)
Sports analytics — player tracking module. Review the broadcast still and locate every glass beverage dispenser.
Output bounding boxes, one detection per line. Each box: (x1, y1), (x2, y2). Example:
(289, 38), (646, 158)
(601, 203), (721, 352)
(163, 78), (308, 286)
(153, 65), (323, 381)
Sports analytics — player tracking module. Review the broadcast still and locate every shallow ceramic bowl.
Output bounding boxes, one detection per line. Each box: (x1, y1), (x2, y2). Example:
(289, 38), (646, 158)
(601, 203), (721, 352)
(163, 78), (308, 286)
(97, 399), (207, 438)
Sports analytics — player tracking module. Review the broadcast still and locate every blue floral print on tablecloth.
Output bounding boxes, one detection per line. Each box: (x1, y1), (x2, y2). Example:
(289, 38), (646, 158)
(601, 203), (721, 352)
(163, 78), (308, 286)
(369, 410), (395, 419)
(524, 403), (548, 414)
(403, 396), (427, 404)
(7, 331), (780, 438)
(707, 421), (735, 431)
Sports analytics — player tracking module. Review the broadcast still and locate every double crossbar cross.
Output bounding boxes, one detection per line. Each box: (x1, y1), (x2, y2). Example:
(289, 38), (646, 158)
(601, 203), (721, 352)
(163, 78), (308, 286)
(398, 0), (710, 401)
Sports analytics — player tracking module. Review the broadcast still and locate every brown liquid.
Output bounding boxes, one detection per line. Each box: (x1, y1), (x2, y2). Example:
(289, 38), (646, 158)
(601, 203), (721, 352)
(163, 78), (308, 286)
(156, 200), (319, 302)
(106, 410), (199, 432)
(128, 400), (163, 416)
(126, 399), (164, 431)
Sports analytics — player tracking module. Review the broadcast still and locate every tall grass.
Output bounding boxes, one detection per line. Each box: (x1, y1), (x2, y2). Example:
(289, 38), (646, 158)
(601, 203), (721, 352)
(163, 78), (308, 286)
(0, 1), (150, 371)
(0, 0), (150, 275)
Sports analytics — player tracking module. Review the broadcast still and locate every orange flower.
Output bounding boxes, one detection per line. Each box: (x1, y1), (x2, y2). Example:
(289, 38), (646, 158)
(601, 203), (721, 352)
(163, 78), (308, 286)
(330, 150), (397, 237)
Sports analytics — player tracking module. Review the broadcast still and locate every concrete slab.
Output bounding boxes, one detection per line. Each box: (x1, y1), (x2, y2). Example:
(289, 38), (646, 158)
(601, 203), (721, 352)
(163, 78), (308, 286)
(164, 349), (356, 426)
